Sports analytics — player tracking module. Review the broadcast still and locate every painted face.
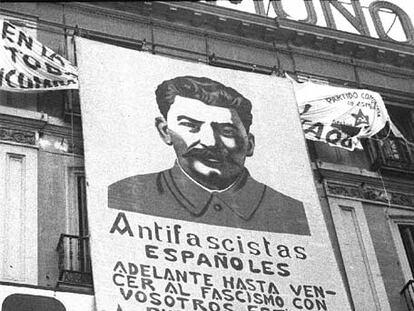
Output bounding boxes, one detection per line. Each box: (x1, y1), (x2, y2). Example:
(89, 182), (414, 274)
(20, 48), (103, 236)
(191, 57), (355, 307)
(158, 96), (254, 190)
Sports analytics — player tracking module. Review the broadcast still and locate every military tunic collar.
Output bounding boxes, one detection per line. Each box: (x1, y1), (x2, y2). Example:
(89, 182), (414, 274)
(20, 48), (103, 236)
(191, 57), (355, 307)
(160, 163), (267, 221)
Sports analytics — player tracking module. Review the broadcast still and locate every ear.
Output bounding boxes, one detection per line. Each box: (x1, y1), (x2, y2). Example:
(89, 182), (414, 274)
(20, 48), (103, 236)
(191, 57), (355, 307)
(246, 133), (255, 157)
(155, 117), (172, 145)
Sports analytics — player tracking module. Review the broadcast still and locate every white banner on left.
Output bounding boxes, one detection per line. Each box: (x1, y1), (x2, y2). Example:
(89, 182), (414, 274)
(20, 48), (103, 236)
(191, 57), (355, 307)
(0, 18), (78, 92)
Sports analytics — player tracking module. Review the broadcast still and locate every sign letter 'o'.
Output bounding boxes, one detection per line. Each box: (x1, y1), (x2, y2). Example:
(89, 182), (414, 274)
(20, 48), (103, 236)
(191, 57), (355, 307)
(369, 1), (414, 44)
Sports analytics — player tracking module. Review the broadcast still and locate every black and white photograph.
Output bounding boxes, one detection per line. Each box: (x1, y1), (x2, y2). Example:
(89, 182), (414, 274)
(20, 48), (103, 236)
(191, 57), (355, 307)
(0, 1), (413, 311)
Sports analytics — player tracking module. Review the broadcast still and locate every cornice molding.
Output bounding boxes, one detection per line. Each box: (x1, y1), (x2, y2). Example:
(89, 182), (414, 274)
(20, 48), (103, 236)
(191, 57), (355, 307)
(0, 108), (82, 139)
(325, 180), (414, 209)
(314, 161), (414, 208)
(156, 1), (414, 64)
(0, 114), (83, 155)
(66, 2), (414, 68)
(275, 18), (414, 57)
(0, 127), (36, 146)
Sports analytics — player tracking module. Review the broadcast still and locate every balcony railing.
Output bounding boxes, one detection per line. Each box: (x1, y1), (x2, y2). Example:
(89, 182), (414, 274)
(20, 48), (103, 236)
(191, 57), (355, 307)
(56, 234), (93, 288)
(366, 137), (414, 174)
(401, 280), (414, 310)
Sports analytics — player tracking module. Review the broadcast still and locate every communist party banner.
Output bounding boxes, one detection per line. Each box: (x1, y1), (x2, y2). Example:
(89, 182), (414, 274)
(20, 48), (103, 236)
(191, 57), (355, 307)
(0, 18), (78, 91)
(292, 78), (405, 150)
(76, 36), (352, 311)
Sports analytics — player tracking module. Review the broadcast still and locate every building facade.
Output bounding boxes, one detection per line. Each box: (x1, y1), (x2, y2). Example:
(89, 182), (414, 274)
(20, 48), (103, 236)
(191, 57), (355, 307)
(0, 1), (413, 310)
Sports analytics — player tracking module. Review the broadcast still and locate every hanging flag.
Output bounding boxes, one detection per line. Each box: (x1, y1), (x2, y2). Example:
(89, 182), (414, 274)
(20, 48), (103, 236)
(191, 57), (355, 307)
(291, 78), (406, 150)
(0, 18), (78, 92)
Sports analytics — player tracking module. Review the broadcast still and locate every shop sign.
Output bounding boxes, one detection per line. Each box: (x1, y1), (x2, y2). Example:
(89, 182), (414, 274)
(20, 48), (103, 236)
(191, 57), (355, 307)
(206, 0), (414, 45)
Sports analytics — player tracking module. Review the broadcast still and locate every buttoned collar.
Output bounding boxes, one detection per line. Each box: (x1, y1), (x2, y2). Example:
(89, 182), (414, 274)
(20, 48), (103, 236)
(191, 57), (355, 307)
(160, 163), (266, 220)
(175, 160), (237, 193)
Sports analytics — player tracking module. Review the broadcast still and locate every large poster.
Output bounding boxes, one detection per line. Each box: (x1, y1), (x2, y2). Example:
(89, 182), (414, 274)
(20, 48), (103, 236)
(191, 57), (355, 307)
(76, 37), (351, 311)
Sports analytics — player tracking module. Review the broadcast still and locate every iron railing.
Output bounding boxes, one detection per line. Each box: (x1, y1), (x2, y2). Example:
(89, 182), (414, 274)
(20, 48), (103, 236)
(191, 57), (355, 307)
(401, 280), (414, 311)
(367, 137), (414, 173)
(56, 234), (92, 288)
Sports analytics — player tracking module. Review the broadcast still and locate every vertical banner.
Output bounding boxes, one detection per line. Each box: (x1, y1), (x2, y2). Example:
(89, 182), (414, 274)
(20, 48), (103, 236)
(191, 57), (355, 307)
(76, 37), (351, 311)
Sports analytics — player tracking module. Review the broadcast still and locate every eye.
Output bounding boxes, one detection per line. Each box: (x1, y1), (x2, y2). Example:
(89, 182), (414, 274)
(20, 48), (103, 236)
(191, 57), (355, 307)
(178, 121), (201, 133)
(219, 126), (237, 137)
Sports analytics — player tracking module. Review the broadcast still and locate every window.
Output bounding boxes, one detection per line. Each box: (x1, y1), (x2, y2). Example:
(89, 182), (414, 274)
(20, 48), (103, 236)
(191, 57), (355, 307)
(399, 224), (414, 277)
(388, 216), (414, 308)
(57, 169), (92, 288)
(366, 105), (414, 173)
(76, 175), (90, 274)
(77, 175), (89, 238)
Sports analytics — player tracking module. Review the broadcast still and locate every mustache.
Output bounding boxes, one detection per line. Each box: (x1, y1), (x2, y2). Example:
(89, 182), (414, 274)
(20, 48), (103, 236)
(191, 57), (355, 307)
(182, 147), (225, 162)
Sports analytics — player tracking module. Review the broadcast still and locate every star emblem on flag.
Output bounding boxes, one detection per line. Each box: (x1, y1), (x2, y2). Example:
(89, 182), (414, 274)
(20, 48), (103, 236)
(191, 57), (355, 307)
(351, 109), (370, 127)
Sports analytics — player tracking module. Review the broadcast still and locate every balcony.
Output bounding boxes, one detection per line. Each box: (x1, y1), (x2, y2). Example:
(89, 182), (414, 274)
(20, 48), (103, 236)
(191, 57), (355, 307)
(402, 280), (414, 311)
(366, 137), (414, 175)
(56, 234), (93, 290)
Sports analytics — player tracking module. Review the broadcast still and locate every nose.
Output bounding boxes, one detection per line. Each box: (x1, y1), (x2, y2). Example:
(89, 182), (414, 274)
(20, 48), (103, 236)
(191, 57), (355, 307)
(199, 125), (217, 147)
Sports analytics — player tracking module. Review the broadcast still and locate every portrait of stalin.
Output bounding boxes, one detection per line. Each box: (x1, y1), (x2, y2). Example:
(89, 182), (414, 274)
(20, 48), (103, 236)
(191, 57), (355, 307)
(108, 76), (310, 235)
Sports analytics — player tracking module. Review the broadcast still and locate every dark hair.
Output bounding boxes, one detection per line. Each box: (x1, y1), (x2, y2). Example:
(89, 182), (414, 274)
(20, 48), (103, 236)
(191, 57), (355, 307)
(155, 76), (253, 132)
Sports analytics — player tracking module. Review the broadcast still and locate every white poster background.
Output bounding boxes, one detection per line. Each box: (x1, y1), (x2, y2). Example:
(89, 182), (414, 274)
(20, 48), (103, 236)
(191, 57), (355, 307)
(76, 37), (351, 311)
